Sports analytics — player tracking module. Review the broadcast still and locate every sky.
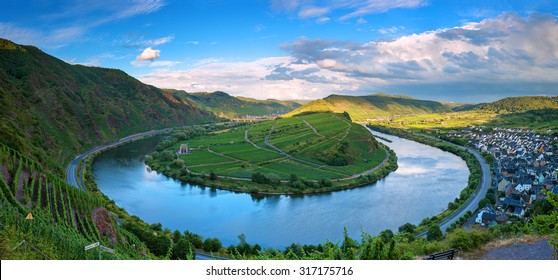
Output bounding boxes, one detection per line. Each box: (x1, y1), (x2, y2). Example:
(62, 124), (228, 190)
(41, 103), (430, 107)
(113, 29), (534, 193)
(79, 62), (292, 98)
(1, 0), (558, 102)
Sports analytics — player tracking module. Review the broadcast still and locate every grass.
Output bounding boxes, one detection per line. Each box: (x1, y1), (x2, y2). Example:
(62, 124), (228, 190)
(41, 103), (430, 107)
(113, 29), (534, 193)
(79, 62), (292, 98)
(156, 113), (390, 190)
(370, 109), (558, 133)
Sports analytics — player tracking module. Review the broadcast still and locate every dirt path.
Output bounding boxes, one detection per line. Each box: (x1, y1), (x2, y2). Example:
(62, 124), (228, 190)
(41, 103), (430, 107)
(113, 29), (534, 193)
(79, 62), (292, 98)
(264, 125), (324, 168)
(337, 147), (389, 180)
(206, 147), (248, 164)
(296, 117), (323, 137)
(244, 129), (276, 153)
(465, 236), (555, 260)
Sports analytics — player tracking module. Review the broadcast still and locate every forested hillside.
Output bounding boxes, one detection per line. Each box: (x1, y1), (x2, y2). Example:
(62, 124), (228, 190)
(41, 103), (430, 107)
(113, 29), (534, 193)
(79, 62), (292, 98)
(476, 96), (558, 113)
(0, 38), (215, 172)
(163, 90), (301, 118)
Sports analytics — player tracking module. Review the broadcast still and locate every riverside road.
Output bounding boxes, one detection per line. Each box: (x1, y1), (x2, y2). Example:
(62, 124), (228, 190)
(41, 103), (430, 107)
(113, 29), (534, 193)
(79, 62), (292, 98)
(66, 126), (491, 256)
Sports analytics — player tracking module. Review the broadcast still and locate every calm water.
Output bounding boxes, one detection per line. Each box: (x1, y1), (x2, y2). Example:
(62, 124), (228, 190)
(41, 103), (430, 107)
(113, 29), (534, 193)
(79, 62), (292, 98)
(93, 131), (468, 248)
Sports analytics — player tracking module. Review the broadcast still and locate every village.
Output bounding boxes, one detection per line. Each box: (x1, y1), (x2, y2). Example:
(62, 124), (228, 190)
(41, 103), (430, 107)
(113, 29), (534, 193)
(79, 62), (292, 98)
(447, 127), (558, 227)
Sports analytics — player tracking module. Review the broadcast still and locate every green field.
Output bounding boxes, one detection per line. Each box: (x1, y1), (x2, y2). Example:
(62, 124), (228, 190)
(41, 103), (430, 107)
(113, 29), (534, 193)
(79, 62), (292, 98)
(176, 112), (386, 180)
(371, 109), (558, 133)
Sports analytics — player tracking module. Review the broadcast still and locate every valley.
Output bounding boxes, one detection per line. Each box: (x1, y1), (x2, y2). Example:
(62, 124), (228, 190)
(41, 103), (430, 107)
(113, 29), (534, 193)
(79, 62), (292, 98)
(0, 39), (556, 261)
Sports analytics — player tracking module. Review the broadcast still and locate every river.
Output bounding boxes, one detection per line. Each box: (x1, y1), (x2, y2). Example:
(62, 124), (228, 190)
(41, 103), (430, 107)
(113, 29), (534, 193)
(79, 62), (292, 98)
(93, 131), (469, 248)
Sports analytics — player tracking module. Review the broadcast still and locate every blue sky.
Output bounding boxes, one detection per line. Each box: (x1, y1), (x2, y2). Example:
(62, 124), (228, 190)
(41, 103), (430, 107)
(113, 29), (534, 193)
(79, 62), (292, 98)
(1, 0), (557, 102)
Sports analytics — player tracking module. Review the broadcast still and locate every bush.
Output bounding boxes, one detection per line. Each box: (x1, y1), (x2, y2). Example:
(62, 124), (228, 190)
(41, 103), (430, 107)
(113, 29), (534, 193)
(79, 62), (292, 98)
(448, 229), (490, 252)
(426, 225), (443, 241)
(398, 223), (417, 234)
(202, 238), (222, 253)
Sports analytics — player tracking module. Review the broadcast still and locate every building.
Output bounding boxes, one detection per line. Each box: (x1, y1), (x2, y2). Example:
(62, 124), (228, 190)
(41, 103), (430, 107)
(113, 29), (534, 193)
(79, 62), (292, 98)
(177, 143), (190, 155)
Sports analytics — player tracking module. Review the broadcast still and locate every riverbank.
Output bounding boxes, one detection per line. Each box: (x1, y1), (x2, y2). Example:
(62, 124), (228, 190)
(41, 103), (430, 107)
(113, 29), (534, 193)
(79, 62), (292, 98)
(92, 128), (470, 250)
(145, 122), (398, 195)
(149, 145), (397, 195)
(367, 125), (487, 234)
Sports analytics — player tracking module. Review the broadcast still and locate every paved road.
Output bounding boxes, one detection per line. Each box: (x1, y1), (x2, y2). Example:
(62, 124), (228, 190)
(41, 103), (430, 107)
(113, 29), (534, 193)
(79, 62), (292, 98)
(369, 130), (492, 235)
(195, 251), (230, 260)
(65, 128), (172, 190)
(66, 127), (234, 261)
(414, 133), (492, 235)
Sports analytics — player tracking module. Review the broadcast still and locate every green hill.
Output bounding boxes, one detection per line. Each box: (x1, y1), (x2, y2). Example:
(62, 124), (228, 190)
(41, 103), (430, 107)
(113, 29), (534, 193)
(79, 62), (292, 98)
(284, 93), (451, 122)
(0, 143), (148, 259)
(146, 112), (397, 194)
(475, 96), (558, 114)
(0, 38), (217, 260)
(452, 103), (485, 112)
(0, 38), (215, 171)
(163, 90), (301, 118)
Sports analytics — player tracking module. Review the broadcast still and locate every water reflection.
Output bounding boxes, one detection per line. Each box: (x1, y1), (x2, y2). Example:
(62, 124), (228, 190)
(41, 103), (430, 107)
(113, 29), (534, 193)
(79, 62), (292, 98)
(93, 131), (469, 248)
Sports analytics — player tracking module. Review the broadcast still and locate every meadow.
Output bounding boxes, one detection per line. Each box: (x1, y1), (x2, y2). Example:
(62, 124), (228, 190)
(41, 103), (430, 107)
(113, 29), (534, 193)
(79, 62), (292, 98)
(175, 113), (386, 181)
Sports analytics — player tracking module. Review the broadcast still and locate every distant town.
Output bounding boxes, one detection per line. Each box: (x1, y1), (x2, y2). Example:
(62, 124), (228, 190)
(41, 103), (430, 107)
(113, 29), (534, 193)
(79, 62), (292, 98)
(447, 127), (558, 227)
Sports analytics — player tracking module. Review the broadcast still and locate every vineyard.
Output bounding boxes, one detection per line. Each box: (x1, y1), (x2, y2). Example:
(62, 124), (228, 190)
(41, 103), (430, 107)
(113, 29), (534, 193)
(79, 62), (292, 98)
(0, 143), (145, 259)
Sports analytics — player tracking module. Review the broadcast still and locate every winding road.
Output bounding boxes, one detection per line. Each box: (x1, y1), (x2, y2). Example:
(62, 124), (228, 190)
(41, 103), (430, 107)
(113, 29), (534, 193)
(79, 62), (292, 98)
(402, 132), (492, 235)
(67, 124), (491, 255)
(65, 129), (172, 190)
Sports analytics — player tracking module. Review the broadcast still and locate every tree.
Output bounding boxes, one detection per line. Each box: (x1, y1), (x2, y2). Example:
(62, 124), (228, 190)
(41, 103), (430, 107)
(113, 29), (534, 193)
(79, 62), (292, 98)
(209, 171), (217, 181)
(184, 230), (203, 249)
(160, 150), (175, 161)
(203, 238), (222, 253)
(289, 174), (298, 185)
(379, 229), (394, 244)
(236, 233), (252, 255)
(171, 159), (185, 169)
(172, 238), (194, 260)
(398, 223), (416, 234)
(172, 230), (182, 243)
(426, 224), (443, 241)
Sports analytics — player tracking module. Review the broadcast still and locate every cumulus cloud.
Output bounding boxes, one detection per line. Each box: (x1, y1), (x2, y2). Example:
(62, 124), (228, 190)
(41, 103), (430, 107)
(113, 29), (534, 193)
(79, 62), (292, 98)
(137, 13), (558, 101)
(136, 47), (160, 61)
(138, 56), (361, 100)
(281, 13), (558, 84)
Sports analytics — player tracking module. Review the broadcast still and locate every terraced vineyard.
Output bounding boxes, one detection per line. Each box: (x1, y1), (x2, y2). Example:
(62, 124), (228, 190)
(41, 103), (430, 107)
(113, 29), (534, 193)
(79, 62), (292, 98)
(178, 113), (386, 181)
(0, 143), (144, 259)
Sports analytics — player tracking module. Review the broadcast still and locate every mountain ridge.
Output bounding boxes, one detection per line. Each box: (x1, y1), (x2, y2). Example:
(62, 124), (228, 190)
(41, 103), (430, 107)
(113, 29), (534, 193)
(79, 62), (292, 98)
(284, 93), (452, 122)
(163, 89), (301, 118)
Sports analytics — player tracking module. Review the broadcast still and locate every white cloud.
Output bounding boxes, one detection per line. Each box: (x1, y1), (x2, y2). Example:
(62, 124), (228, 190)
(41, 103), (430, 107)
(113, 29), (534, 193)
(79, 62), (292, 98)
(137, 13), (558, 101)
(282, 13), (558, 84)
(138, 56), (361, 100)
(1, 0), (165, 48)
(148, 35), (174, 46)
(316, 17), (331, 24)
(339, 0), (427, 20)
(150, 60), (180, 67)
(271, 0), (427, 21)
(378, 26), (399, 34)
(357, 18), (367, 25)
(116, 0), (166, 19)
(299, 6), (330, 18)
(136, 47), (160, 61)
(0, 22), (85, 48)
(118, 35), (174, 49)
(255, 24), (266, 33)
